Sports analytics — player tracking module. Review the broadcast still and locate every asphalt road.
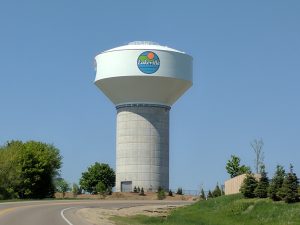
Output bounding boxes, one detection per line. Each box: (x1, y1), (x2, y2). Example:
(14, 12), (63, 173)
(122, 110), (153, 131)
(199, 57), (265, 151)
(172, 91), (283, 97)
(0, 200), (190, 225)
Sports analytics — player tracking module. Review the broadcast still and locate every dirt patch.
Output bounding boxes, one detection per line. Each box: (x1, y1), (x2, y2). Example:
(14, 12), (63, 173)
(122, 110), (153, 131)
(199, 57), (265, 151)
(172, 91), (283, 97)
(55, 192), (198, 201)
(76, 204), (184, 225)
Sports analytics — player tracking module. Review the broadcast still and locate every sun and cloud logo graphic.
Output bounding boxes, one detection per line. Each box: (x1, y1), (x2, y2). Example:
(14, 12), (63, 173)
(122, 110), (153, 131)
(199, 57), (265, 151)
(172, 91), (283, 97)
(137, 51), (160, 74)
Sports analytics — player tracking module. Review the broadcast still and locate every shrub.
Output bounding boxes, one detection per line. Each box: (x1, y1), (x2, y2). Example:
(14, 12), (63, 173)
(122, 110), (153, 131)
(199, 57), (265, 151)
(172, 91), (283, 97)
(168, 190), (173, 196)
(133, 186), (137, 193)
(95, 181), (106, 197)
(157, 187), (166, 200)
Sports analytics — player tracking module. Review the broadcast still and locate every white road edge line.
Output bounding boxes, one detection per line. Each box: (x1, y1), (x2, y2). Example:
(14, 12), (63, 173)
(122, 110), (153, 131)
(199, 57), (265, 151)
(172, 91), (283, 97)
(61, 207), (76, 225)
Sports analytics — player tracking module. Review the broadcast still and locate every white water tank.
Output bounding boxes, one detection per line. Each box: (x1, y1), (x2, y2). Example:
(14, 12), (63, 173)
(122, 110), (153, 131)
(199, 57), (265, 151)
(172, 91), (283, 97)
(94, 41), (193, 192)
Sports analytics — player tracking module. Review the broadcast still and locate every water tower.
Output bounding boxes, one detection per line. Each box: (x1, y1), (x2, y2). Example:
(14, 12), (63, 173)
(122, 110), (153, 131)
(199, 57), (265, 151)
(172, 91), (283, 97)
(94, 41), (192, 192)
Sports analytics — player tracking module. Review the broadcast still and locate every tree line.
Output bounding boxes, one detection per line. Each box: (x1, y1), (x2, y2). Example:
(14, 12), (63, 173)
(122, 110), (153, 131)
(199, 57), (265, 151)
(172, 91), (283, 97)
(240, 164), (299, 203)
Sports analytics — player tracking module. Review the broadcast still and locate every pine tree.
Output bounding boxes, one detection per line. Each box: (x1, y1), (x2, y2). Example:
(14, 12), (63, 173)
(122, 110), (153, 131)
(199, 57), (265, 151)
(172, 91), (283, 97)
(200, 188), (206, 200)
(212, 183), (222, 198)
(254, 165), (269, 198)
(139, 187), (145, 196)
(240, 173), (258, 198)
(280, 164), (299, 203)
(207, 190), (213, 199)
(268, 165), (285, 201)
(176, 187), (183, 195)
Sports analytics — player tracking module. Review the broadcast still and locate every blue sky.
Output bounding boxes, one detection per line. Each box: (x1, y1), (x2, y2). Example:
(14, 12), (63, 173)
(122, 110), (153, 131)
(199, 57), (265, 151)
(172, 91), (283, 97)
(0, 1), (299, 192)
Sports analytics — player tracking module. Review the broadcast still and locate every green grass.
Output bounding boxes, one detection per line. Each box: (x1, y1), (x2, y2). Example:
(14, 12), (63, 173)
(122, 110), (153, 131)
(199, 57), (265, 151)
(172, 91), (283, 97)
(112, 194), (300, 225)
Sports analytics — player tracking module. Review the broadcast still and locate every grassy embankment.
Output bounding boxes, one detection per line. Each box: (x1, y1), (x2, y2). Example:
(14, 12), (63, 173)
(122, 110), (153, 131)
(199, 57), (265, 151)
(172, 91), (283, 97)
(112, 194), (300, 225)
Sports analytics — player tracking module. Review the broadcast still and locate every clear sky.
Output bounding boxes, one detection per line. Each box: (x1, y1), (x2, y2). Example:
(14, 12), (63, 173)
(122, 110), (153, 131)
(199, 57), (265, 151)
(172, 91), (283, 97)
(0, 1), (299, 192)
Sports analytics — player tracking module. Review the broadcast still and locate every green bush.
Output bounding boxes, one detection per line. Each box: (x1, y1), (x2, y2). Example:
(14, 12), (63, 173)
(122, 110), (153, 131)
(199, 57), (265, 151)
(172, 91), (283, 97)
(95, 181), (106, 196)
(157, 186), (166, 200)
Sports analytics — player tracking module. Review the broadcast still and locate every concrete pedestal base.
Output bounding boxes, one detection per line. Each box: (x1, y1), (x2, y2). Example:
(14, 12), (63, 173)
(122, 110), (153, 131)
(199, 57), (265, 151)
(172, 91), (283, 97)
(115, 104), (170, 192)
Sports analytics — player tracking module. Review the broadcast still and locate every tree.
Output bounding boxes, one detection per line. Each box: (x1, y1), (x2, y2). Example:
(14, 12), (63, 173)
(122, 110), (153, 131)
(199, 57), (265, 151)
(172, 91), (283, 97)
(240, 173), (258, 198)
(168, 190), (173, 197)
(268, 165), (285, 201)
(19, 141), (62, 198)
(226, 155), (251, 178)
(254, 165), (269, 198)
(0, 140), (62, 199)
(251, 138), (264, 174)
(140, 187), (145, 196)
(212, 183), (222, 198)
(55, 178), (70, 198)
(0, 141), (22, 199)
(279, 164), (299, 203)
(200, 188), (206, 200)
(72, 183), (81, 197)
(79, 162), (115, 194)
(207, 190), (213, 199)
(176, 187), (183, 195)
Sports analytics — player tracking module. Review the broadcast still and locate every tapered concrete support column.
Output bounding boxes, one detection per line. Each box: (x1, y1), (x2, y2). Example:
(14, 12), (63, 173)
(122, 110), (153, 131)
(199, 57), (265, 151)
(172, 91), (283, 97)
(115, 104), (170, 192)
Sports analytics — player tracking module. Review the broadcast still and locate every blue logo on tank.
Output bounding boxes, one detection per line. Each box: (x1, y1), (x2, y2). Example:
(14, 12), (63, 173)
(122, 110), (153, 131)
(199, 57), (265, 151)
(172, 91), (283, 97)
(137, 51), (160, 74)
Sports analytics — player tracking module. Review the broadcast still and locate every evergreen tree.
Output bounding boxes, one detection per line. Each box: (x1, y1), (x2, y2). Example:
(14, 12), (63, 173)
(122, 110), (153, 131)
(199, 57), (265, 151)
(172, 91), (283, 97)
(200, 188), (206, 200)
(133, 186), (137, 193)
(254, 165), (269, 198)
(268, 165), (285, 201)
(139, 187), (145, 196)
(240, 173), (258, 198)
(207, 190), (213, 199)
(212, 183), (222, 197)
(176, 187), (183, 195)
(280, 164), (299, 203)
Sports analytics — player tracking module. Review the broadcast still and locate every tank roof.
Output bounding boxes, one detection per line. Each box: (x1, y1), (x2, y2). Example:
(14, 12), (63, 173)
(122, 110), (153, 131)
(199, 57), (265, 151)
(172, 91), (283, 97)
(102, 41), (185, 54)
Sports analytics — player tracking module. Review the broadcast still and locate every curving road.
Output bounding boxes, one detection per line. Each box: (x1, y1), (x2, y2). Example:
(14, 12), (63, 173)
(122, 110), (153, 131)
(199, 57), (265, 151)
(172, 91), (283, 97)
(0, 200), (190, 225)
